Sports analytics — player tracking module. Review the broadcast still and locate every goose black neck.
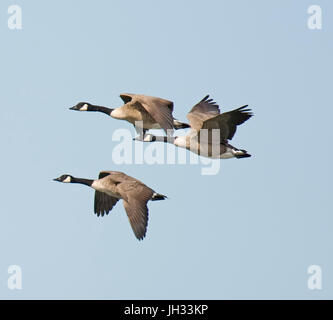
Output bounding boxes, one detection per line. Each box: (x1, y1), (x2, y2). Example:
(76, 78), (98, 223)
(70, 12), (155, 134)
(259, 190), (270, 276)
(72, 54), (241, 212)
(88, 105), (113, 116)
(71, 177), (94, 187)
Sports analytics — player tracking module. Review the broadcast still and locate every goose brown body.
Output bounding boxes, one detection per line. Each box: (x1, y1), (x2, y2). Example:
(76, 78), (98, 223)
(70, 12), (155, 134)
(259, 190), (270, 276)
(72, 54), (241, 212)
(141, 95), (253, 159)
(70, 93), (190, 134)
(113, 93), (175, 131)
(53, 171), (167, 240)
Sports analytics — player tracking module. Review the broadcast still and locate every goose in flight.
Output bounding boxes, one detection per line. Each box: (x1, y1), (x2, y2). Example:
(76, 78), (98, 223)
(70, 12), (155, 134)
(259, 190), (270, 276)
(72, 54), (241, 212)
(70, 93), (189, 138)
(53, 171), (167, 240)
(140, 95), (253, 159)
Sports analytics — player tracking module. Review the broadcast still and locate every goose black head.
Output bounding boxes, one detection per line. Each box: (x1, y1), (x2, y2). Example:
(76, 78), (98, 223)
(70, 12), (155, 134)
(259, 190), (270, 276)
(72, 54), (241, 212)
(143, 134), (157, 142)
(53, 174), (73, 183)
(133, 134), (157, 142)
(70, 102), (91, 111)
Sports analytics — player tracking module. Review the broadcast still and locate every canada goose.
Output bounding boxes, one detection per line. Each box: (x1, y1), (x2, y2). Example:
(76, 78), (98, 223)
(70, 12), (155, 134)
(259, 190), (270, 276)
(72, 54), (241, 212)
(53, 171), (167, 240)
(140, 95), (253, 159)
(70, 93), (189, 137)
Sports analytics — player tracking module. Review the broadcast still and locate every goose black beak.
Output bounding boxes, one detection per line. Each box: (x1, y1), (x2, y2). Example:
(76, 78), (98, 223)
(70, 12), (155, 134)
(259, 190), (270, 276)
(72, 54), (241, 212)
(53, 177), (61, 182)
(69, 106), (76, 110)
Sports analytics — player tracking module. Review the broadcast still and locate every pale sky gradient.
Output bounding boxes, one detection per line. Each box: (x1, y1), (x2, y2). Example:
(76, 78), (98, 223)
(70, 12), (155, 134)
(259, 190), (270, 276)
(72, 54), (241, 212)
(0, 0), (332, 299)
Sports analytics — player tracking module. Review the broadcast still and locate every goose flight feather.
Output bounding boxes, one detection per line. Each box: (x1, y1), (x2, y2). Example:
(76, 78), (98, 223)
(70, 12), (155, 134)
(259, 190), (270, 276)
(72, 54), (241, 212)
(53, 171), (167, 240)
(120, 93), (175, 132)
(140, 95), (253, 159)
(187, 95), (253, 141)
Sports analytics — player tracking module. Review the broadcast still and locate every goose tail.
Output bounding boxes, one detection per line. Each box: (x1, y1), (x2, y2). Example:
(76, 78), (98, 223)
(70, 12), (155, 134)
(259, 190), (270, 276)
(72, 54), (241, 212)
(151, 193), (167, 201)
(234, 149), (251, 159)
(173, 119), (190, 129)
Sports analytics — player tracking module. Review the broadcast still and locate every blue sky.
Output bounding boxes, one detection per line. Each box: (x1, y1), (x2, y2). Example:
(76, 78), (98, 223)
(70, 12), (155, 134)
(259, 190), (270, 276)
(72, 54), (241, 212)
(0, 0), (332, 299)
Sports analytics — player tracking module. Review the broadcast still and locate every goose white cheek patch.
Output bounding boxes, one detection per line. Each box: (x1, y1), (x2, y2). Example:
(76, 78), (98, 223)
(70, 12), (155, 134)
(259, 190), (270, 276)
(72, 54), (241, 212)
(63, 176), (71, 183)
(80, 104), (88, 111)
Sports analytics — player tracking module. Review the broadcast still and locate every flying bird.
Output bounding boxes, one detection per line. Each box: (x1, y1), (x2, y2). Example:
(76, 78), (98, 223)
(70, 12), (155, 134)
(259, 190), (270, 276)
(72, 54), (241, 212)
(70, 93), (189, 138)
(140, 95), (253, 159)
(53, 171), (167, 240)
